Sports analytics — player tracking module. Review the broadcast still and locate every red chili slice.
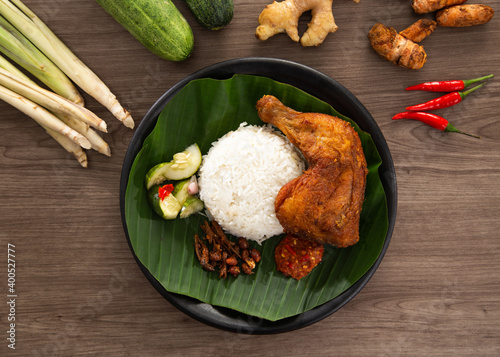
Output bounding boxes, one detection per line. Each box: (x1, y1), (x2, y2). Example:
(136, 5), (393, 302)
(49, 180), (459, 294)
(158, 184), (174, 201)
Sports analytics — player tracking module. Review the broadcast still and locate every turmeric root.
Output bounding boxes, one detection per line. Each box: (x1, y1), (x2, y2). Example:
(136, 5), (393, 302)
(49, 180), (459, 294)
(368, 23), (427, 70)
(412, 0), (467, 14)
(399, 19), (437, 43)
(256, 0), (359, 46)
(436, 4), (494, 27)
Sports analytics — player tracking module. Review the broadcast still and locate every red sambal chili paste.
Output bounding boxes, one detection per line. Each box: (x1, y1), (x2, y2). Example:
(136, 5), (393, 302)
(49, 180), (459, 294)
(274, 234), (324, 280)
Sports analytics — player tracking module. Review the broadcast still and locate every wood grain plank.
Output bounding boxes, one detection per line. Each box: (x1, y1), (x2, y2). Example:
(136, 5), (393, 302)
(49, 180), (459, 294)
(0, 0), (499, 355)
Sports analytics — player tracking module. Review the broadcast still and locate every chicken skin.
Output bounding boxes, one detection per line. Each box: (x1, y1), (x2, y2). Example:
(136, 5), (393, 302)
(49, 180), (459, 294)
(256, 95), (368, 248)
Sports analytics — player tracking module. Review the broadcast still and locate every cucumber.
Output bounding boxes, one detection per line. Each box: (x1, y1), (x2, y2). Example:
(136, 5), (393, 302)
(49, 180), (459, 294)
(174, 177), (203, 218)
(148, 182), (203, 220)
(172, 179), (191, 205)
(147, 184), (182, 220)
(95, 0), (194, 61)
(184, 0), (234, 30)
(145, 144), (202, 189)
(179, 196), (204, 218)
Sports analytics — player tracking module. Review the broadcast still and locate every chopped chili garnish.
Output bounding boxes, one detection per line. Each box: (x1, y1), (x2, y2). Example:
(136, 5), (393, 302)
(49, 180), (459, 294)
(284, 244), (296, 256)
(275, 234), (324, 280)
(158, 184), (174, 201)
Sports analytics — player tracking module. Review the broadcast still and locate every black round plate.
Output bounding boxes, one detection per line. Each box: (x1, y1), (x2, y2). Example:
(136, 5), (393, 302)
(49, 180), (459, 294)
(119, 57), (397, 334)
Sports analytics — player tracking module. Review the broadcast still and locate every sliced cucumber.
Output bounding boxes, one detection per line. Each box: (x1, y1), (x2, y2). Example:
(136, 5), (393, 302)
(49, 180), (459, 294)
(145, 162), (172, 189)
(147, 184), (182, 220)
(145, 143), (202, 189)
(179, 196), (204, 219)
(168, 143), (202, 179)
(172, 178), (190, 206)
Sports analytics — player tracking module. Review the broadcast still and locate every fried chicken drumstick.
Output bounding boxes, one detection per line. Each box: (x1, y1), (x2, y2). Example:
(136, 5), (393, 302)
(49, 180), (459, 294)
(256, 95), (368, 248)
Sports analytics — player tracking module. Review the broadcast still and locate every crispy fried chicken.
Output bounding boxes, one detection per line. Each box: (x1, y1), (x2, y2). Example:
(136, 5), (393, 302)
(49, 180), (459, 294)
(256, 95), (368, 248)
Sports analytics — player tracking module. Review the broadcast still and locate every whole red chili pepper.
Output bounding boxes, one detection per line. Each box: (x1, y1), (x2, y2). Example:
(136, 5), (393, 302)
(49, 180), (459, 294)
(392, 111), (480, 138)
(405, 74), (493, 92)
(406, 83), (485, 111)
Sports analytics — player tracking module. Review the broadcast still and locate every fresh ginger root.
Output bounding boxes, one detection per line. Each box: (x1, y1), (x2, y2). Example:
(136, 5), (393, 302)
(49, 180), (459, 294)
(256, 0), (359, 46)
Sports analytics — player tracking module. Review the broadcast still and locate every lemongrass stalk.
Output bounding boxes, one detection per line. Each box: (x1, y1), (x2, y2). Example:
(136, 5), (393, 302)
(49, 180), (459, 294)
(0, 15), (83, 104)
(0, 0), (134, 128)
(0, 52), (30, 81)
(43, 126), (88, 168)
(0, 67), (107, 132)
(1, 53), (90, 165)
(0, 56), (110, 156)
(56, 113), (111, 156)
(0, 84), (91, 149)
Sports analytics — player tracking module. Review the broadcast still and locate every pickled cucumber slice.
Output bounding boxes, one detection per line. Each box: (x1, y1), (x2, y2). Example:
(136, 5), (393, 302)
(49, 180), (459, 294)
(172, 178), (190, 206)
(145, 143), (202, 189)
(179, 196), (204, 219)
(147, 184), (182, 220)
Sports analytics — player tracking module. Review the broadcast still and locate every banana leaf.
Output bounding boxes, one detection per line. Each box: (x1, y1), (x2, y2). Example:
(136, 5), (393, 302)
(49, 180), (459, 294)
(124, 74), (388, 321)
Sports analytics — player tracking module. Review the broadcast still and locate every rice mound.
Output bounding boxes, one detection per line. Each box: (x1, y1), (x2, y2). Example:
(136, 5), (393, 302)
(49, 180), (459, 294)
(198, 123), (305, 244)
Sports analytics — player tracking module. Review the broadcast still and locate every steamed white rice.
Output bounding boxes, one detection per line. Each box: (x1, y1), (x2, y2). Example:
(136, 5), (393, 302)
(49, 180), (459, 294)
(198, 123), (305, 244)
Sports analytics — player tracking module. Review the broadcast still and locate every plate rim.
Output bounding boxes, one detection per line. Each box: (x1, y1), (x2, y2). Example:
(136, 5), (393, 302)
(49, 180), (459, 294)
(119, 57), (397, 334)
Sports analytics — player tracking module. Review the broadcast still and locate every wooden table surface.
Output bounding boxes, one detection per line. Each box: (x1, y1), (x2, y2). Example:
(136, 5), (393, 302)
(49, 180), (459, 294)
(1, 0), (499, 355)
